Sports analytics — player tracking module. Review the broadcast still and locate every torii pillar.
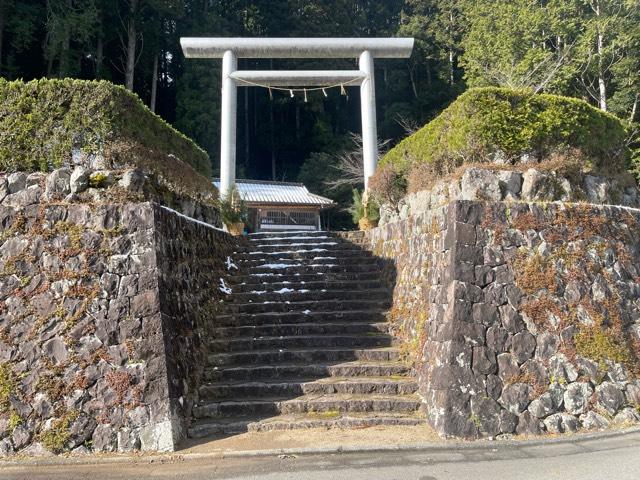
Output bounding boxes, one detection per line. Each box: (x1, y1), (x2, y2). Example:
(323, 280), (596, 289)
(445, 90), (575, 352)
(180, 37), (415, 196)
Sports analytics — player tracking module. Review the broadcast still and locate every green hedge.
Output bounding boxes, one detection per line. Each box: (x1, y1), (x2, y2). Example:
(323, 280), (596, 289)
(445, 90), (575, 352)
(381, 87), (630, 176)
(0, 78), (212, 178)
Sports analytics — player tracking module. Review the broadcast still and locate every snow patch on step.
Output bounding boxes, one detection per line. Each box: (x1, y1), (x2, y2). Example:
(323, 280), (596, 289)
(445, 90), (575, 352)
(249, 231), (328, 236)
(226, 256), (238, 271)
(256, 235), (331, 239)
(256, 242), (338, 248)
(260, 263), (302, 269)
(219, 278), (232, 294)
(248, 248), (329, 255)
(274, 288), (295, 294)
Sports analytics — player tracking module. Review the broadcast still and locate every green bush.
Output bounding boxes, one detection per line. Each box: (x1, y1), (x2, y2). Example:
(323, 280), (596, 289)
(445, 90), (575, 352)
(0, 78), (211, 178)
(217, 185), (248, 226)
(347, 189), (380, 225)
(380, 87), (630, 179)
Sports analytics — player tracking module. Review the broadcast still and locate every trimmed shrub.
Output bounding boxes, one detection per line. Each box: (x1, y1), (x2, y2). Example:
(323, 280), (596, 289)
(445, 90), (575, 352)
(378, 87), (631, 194)
(0, 78), (212, 178)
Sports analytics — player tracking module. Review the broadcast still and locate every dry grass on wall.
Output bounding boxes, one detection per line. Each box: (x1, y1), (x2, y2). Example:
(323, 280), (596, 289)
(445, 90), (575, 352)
(502, 205), (640, 378)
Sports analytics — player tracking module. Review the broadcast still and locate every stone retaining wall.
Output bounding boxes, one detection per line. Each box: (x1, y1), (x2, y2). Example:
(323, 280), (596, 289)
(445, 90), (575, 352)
(381, 167), (640, 226)
(153, 206), (235, 444)
(343, 199), (640, 438)
(0, 174), (234, 455)
(0, 167), (220, 227)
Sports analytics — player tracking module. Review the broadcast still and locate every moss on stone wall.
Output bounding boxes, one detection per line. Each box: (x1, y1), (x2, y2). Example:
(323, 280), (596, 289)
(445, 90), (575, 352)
(0, 195), (235, 453)
(0, 362), (15, 414)
(505, 204), (640, 378)
(378, 88), (630, 190)
(339, 200), (640, 438)
(575, 324), (634, 370)
(0, 79), (211, 179)
(39, 410), (79, 453)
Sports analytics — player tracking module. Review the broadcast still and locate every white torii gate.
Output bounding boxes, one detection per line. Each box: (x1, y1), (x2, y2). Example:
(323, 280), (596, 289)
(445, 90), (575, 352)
(180, 37), (414, 196)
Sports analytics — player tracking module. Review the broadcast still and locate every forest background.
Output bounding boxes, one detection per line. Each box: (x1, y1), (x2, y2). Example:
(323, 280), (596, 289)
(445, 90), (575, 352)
(1, 0), (638, 226)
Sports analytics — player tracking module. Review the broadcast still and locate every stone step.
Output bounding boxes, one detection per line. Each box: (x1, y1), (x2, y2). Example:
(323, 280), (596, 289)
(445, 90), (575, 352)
(228, 271), (383, 284)
(207, 346), (401, 368)
(236, 248), (373, 261)
(233, 279), (383, 293)
(208, 333), (394, 353)
(238, 243), (362, 254)
(218, 298), (391, 315)
(232, 279), (383, 294)
(248, 231), (336, 241)
(245, 263), (380, 276)
(192, 393), (422, 419)
(213, 309), (388, 327)
(229, 288), (389, 304)
(189, 230), (420, 440)
(213, 321), (390, 339)
(189, 412), (425, 437)
(199, 377), (418, 400)
(202, 361), (411, 383)
(237, 256), (379, 268)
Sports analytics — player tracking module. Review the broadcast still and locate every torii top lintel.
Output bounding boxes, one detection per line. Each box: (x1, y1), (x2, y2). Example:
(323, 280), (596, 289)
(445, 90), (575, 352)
(180, 37), (414, 59)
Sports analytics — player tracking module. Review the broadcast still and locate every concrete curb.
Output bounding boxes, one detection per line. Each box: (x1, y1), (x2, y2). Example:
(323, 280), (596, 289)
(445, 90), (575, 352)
(1, 426), (639, 467)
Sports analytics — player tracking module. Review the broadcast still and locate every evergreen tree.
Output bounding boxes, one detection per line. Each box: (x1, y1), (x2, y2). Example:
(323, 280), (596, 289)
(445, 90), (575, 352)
(460, 0), (561, 91)
(0, 0), (46, 78)
(574, 0), (640, 113)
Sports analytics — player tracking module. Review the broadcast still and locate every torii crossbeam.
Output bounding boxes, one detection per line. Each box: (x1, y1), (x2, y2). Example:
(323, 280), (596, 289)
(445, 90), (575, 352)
(180, 37), (414, 196)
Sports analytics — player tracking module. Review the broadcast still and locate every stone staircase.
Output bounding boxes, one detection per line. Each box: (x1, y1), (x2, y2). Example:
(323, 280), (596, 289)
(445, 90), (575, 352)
(188, 231), (424, 438)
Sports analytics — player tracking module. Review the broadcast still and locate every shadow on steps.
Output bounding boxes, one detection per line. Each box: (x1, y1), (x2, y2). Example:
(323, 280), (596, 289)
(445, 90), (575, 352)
(178, 230), (424, 448)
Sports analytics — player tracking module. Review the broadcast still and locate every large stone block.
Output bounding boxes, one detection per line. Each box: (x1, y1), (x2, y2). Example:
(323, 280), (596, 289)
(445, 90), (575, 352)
(497, 353), (520, 381)
(470, 395), (502, 436)
(472, 303), (499, 326)
(595, 382), (625, 415)
(499, 383), (532, 414)
(472, 346), (497, 375)
(516, 411), (542, 436)
(510, 331), (536, 364)
(461, 169), (502, 202)
(44, 168), (71, 199)
(564, 382), (594, 415)
(544, 413), (579, 433)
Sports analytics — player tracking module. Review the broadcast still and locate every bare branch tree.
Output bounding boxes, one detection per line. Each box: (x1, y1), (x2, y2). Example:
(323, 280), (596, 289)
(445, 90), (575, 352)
(479, 40), (576, 93)
(532, 41), (577, 93)
(395, 114), (420, 136)
(324, 133), (391, 190)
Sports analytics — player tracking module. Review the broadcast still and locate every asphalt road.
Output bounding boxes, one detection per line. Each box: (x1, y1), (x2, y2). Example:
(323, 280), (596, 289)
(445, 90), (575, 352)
(2, 431), (640, 480)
